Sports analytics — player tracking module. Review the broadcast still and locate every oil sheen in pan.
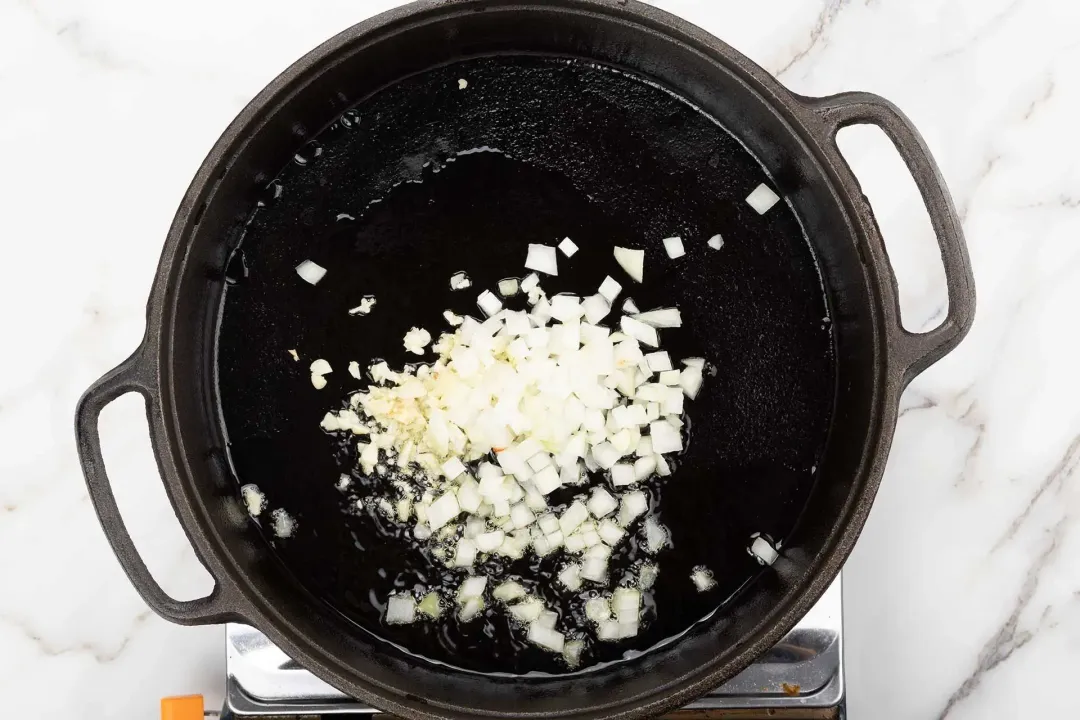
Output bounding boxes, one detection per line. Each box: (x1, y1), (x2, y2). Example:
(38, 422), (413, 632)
(216, 55), (835, 675)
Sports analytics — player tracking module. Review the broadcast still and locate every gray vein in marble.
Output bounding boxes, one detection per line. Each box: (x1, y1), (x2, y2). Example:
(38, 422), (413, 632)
(931, 0), (1024, 61)
(992, 433), (1080, 552)
(0, 610), (152, 664)
(955, 400), (987, 487)
(16, 0), (133, 72)
(773, 0), (851, 78)
(937, 517), (1068, 719)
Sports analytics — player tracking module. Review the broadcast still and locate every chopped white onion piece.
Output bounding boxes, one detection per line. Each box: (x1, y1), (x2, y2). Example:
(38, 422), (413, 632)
(310, 374), (327, 389)
(620, 316), (658, 347)
(622, 299), (639, 314)
(587, 488), (618, 518)
(427, 492), (461, 531)
(691, 566), (716, 592)
(532, 466), (563, 495)
(525, 244), (559, 276)
(581, 556), (608, 583)
(613, 587), (641, 623)
(707, 234), (724, 250)
(659, 370), (681, 386)
(598, 276), (622, 303)
(241, 484), (265, 517)
(287, 349), (299, 362)
(619, 491), (648, 526)
(310, 359), (332, 376)
(649, 420), (683, 454)
(296, 260), (327, 285)
(645, 351), (672, 372)
(386, 594), (416, 624)
(581, 294), (611, 324)
(346, 361), (362, 380)
(474, 530), (504, 553)
(510, 502), (536, 529)
(418, 592), (442, 618)
(680, 366), (704, 399)
(559, 501), (590, 535)
(550, 294), (583, 322)
(559, 563), (583, 591)
(454, 539), (478, 567)
(750, 536), (780, 565)
(610, 463), (636, 487)
(510, 598), (544, 623)
(598, 519), (625, 546)
(558, 237), (579, 257)
(746, 183), (781, 214)
(459, 597), (485, 621)
(348, 296), (377, 316)
(652, 455), (669, 479)
(613, 246), (644, 283)
(639, 563), (659, 589)
(477, 290), (503, 317)
(633, 309), (682, 329)
(493, 581), (527, 603)
(528, 622), (565, 652)
(563, 640), (584, 668)
(450, 272), (472, 290)
(442, 457), (467, 480)
(490, 280), (519, 301)
(403, 327), (432, 355)
(662, 236), (685, 259)
(520, 273), (540, 293)
(585, 597), (611, 623)
(633, 455), (657, 482)
(457, 576), (488, 602)
(644, 516), (668, 553)
(537, 609), (559, 630)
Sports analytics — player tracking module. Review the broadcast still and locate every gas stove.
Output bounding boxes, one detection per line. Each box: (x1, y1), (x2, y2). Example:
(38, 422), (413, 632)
(221, 576), (843, 719)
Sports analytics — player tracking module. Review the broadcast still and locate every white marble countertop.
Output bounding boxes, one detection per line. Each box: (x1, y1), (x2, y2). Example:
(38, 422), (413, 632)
(2, 0), (1078, 717)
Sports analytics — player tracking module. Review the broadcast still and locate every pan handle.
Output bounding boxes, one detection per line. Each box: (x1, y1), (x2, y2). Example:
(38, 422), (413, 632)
(75, 344), (241, 625)
(803, 91), (975, 385)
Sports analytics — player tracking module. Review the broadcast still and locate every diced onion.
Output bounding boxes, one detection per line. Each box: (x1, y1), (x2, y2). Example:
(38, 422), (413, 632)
(510, 598), (544, 623)
(707, 234), (724, 250)
(598, 276), (622, 302)
(558, 237), (579, 257)
(633, 308), (682, 329)
(528, 622), (565, 652)
(525, 244), (559, 276)
(386, 594), (416, 624)
(477, 290), (503, 317)
(613, 247), (644, 283)
(559, 563), (583, 591)
(241, 484), (265, 517)
(691, 566), (716, 592)
(644, 516), (668, 552)
(348, 296), (376, 316)
(662, 236), (685, 259)
(619, 491), (648, 526)
(457, 576), (488, 602)
(498, 278), (520, 297)
(493, 581), (527, 603)
(310, 359), (332, 376)
(296, 260), (326, 285)
(746, 183), (781, 214)
(750, 536), (779, 565)
(621, 316), (658, 347)
(450, 272), (472, 290)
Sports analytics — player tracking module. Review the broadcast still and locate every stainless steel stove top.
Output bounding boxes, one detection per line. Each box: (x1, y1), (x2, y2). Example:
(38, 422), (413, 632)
(225, 576), (842, 717)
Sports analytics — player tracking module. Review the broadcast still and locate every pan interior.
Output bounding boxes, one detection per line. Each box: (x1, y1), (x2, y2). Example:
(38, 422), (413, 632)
(216, 56), (834, 676)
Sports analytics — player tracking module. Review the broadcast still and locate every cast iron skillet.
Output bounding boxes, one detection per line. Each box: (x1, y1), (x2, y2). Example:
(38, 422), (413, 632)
(75, 1), (975, 717)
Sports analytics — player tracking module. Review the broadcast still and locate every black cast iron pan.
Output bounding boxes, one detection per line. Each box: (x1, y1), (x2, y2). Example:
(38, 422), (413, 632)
(75, 1), (974, 717)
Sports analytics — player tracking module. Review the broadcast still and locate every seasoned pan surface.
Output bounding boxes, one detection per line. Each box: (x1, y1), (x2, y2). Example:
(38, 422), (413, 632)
(218, 56), (834, 675)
